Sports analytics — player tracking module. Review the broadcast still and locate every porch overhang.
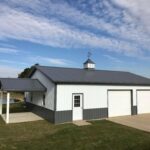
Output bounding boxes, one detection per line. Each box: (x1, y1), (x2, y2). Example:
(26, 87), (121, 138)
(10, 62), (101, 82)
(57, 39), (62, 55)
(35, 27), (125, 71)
(0, 78), (46, 124)
(0, 78), (46, 92)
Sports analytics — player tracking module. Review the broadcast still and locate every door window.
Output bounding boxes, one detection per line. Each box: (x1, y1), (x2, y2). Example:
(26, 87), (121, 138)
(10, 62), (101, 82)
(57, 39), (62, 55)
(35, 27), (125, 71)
(74, 95), (81, 107)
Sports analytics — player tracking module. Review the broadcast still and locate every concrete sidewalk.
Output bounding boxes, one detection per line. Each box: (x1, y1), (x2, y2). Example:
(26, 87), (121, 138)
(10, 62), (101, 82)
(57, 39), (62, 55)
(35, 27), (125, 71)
(108, 114), (150, 132)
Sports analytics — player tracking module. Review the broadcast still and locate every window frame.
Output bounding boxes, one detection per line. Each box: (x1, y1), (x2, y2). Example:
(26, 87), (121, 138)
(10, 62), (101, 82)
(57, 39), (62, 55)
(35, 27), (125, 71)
(72, 93), (84, 108)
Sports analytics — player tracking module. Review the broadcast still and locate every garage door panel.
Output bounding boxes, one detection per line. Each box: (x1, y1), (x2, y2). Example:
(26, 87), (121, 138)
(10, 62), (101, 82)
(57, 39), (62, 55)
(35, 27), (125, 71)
(108, 91), (131, 117)
(137, 91), (150, 114)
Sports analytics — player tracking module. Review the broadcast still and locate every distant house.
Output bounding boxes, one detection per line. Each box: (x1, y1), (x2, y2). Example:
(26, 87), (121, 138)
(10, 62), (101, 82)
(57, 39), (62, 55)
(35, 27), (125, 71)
(1, 58), (150, 124)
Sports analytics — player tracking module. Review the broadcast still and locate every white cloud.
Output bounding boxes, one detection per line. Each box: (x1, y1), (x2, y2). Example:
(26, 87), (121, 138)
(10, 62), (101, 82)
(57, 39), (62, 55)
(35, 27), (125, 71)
(103, 54), (123, 63)
(4, 0), (150, 47)
(0, 59), (27, 65)
(0, 4), (144, 57)
(1, 1), (150, 58)
(44, 58), (69, 66)
(0, 65), (21, 77)
(29, 56), (72, 66)
(0, 47), (19, 54)
(112, 1), (150, 26)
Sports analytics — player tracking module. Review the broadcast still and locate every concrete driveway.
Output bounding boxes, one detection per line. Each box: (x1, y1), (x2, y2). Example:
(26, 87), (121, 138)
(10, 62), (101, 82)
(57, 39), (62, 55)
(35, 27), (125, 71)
(108, 114), (150, 132)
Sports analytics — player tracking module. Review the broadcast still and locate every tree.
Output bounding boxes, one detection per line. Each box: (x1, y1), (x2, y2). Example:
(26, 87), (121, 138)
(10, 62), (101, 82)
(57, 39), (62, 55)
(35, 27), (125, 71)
(18, 64), (39, 78)
(18, 67), (32, 78)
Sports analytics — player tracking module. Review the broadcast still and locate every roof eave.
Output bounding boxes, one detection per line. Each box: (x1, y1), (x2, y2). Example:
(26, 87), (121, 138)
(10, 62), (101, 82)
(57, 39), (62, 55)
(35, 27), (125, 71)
(2, 89), (46, 92)
(55, 81), (150, 86)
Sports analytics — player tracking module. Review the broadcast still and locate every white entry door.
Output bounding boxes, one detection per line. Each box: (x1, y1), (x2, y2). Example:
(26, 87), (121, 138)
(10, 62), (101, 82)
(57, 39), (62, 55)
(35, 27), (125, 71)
(137, 91), (150, 114)
(108, 91), (131, 117)
(73, 94), (83, 121)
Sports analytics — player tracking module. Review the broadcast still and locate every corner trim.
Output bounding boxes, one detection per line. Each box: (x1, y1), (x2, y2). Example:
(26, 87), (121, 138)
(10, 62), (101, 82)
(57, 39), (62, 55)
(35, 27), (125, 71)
(132, 106), (137, 115)
(54, 84), (57, 111)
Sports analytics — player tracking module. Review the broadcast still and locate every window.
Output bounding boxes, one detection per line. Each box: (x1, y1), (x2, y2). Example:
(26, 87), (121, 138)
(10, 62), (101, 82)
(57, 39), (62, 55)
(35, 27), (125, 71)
(42, 94), (46, 106)
(74, 95), (80, 107)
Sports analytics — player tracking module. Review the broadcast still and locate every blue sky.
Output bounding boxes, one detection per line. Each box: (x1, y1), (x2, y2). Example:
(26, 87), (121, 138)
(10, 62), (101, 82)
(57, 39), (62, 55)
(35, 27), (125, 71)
(0, 0), (150, 77)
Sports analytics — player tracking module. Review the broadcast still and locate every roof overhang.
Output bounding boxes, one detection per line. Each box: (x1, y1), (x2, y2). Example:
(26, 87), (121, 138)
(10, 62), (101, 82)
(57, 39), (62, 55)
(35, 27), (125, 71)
(0, 78), (46, 92)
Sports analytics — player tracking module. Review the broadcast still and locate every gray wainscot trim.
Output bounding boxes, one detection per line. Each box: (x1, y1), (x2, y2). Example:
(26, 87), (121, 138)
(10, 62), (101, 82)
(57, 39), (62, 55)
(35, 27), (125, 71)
(54, 110), (72, 124)
(131, 90), (137, 115)
(26, 102), (55, 123)
(26, 102), (72, 124)
(131, 106), (137, 115)
(26, 103), (108, 124)
(83, 108), (108, 120)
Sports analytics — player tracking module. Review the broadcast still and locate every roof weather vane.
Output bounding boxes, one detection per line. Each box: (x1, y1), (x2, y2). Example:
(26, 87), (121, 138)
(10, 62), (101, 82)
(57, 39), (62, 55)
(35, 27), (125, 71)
(88, 50), (92, 59)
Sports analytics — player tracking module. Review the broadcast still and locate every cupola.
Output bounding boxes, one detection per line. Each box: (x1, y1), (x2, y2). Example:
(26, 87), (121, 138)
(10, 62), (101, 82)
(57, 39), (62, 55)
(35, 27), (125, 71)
(83, 51), (95, 70)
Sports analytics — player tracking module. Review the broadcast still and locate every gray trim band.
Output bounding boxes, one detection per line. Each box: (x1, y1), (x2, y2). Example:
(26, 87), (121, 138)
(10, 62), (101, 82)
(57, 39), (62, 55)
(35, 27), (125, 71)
(55, 110), (72, 124)
(26, 102), (55, 123)
(132, 106), (137, 115)
(83, 108), (108, 120)
(26, 102), (72, 124)
(131, 90), (137, 115)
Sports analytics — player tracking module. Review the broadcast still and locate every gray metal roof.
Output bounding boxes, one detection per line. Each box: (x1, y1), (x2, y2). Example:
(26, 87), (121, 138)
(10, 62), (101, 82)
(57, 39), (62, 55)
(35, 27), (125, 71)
(0, 78), (46, 92)
(33, 65), (150, 86)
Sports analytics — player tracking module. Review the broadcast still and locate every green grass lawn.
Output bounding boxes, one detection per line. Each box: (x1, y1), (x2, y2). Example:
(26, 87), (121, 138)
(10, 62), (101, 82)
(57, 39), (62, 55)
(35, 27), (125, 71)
(0, 117), (150, 150)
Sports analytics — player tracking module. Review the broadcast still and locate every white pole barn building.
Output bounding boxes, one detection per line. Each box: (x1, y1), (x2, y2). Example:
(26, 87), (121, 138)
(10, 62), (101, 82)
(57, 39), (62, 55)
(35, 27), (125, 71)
(1, 59), (150, 124)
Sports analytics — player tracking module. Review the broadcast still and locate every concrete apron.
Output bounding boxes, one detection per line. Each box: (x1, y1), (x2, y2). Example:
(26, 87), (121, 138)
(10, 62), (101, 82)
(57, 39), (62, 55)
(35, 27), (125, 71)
(108, 114), (150, 132)
(1, 112), (43, 124)
(73, 120), (91, 126)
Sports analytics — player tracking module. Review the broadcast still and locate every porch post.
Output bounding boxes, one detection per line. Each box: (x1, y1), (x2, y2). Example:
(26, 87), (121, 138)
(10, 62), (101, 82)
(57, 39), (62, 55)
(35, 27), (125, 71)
(6, 92), (10, 124)
(0, 91), (2, 115)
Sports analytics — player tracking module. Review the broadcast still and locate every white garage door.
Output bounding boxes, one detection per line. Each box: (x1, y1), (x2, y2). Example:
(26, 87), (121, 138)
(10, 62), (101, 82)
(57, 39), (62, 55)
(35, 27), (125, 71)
(137, 91), (150, 114)
(108, 91), (131, 117)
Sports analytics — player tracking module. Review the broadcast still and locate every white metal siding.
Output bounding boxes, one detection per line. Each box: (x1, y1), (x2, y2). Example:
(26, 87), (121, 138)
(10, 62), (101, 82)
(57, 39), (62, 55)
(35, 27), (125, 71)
(56, 85), (107, 111)
(137, 91), (150, 114)
(25, 92), (30, 102)
(26, 70), (55, 110)
(108, 91), (131, 117)
(32, 92), (44, 106)
(56, 85), (150, 112)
